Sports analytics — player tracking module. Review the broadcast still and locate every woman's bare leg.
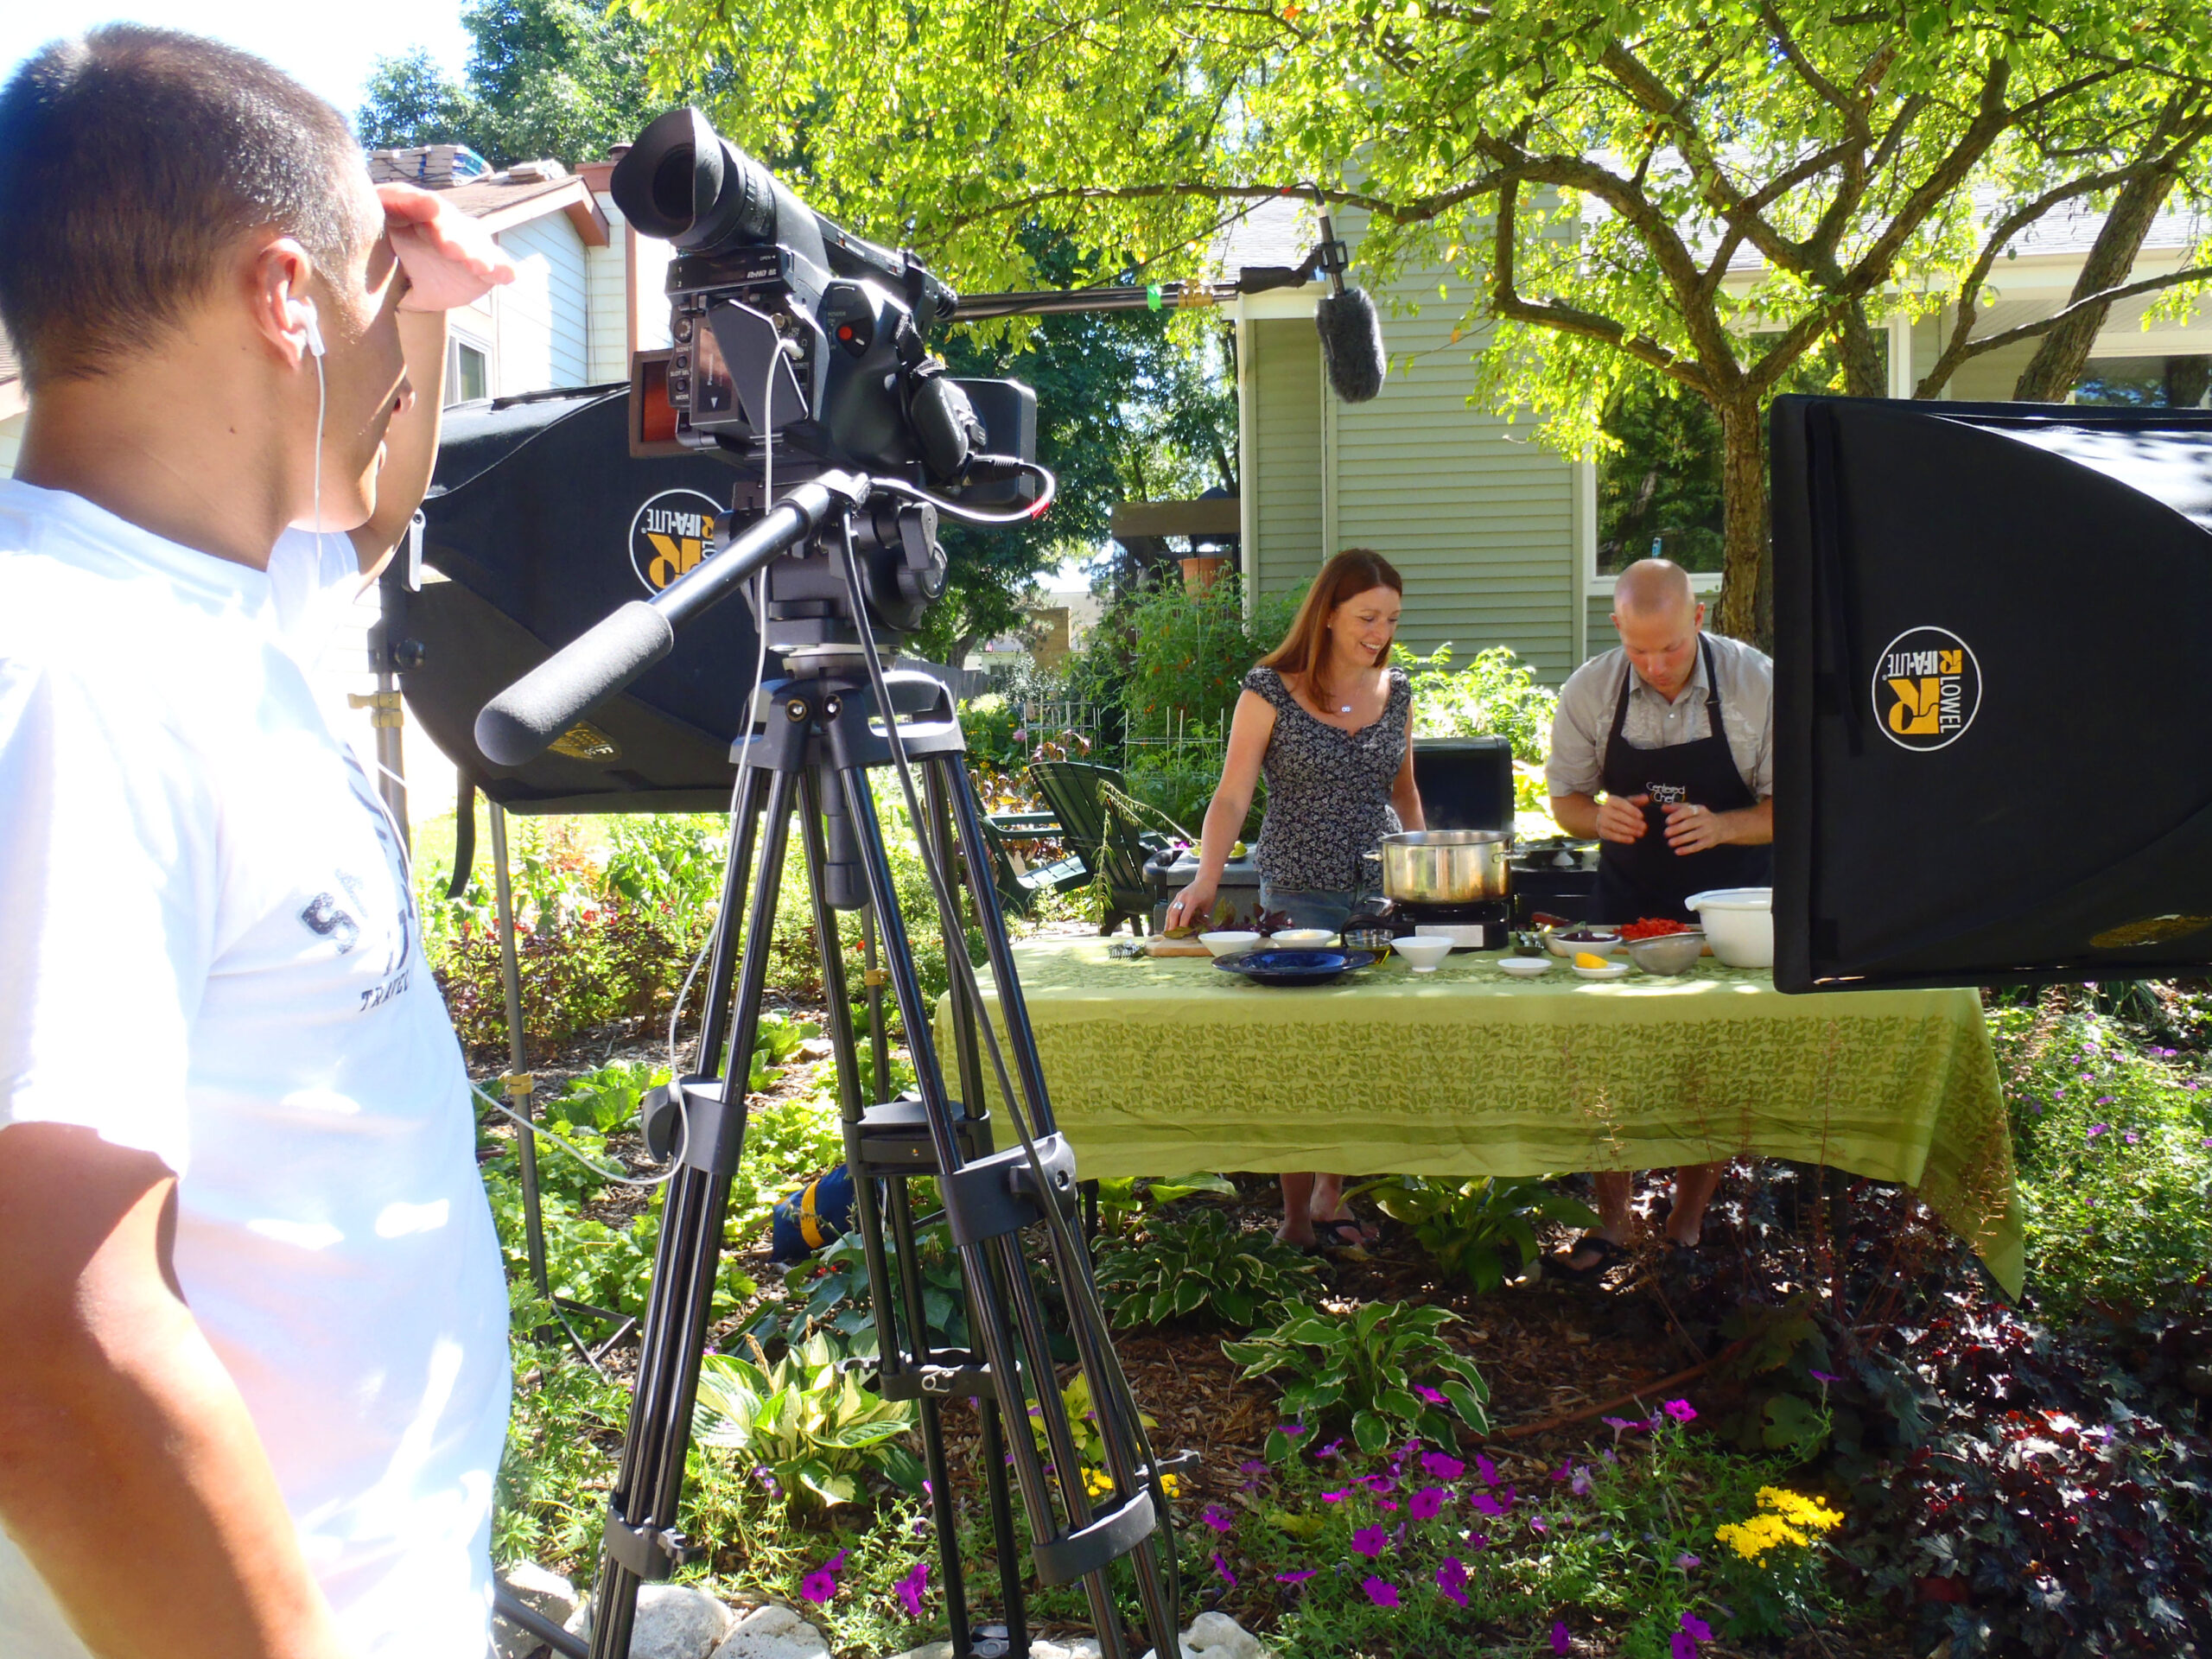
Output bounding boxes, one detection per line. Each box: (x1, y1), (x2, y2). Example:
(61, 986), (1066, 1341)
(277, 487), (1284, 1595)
(1277, 1173), (1319, 1246)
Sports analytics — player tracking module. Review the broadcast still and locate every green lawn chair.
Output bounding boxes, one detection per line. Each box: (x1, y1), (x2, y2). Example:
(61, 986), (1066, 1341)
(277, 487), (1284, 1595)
(972, 812), (1090, 919)
(1028, 760), (1168, 935)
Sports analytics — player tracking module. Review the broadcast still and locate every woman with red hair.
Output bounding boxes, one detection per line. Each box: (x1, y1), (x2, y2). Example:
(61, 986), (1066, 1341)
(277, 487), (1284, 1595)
(1163, 549), (1425, 1249)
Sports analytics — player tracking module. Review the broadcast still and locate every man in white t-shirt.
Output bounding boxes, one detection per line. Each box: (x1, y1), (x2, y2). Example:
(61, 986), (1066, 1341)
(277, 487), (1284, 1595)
(0, 27), (518, 1659)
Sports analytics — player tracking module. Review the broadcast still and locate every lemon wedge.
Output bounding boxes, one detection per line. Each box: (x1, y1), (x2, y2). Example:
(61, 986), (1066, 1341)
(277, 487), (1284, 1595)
(1573, 951), (1610, 969)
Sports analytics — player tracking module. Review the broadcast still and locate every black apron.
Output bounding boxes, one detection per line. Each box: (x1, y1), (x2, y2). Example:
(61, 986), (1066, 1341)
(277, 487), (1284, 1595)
(1591, 636), (1773, 925)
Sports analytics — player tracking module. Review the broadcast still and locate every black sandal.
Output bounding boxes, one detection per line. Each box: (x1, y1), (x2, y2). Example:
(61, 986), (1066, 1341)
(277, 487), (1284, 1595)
(1549, 1233), (1628, 1284)
(1312, 1217), (1374, 1254)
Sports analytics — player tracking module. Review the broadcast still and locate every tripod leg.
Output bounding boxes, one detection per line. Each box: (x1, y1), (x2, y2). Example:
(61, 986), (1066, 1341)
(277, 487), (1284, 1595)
(978, 1394), (1029, 1659)
(588, 765), (797, 1659)
(885, 1179), (980, 1654)
(794, 774), (979, 1659)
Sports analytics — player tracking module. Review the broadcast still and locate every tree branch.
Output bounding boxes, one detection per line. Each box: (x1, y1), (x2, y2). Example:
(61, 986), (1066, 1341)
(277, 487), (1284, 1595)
(1488, 178), (1712, 395)
(1936, 263), (2212, 365)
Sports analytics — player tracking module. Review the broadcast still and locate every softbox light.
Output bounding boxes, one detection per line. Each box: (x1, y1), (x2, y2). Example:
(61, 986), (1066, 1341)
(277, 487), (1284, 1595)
(397, 385), (760, 813)
(1770, 394), (2212, 992)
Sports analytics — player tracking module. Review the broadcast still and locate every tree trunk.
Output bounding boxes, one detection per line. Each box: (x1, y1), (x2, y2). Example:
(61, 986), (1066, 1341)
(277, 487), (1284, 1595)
(2012, 164), (2183, 402)
(1714, 397), (1770, 649)
(2166, 354), (2211, 409)
(1838, 301), (1887, 398)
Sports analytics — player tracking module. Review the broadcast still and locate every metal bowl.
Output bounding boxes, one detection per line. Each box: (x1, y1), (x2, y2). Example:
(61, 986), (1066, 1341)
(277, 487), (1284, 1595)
(1376, 830), (1512, 905)
(1627, 931), (1705, 976)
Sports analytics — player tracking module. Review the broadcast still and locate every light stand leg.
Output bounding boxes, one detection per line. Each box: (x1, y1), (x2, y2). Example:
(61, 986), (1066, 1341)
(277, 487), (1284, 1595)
(487, 801), (547, 1299)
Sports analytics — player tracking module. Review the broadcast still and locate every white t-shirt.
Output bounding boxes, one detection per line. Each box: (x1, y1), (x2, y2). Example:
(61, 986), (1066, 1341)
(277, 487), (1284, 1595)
(0, 480), (509, 1659)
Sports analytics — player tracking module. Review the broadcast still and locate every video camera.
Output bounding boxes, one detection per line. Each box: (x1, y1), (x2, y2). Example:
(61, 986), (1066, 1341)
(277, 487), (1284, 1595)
(612, 108), (1039, 640)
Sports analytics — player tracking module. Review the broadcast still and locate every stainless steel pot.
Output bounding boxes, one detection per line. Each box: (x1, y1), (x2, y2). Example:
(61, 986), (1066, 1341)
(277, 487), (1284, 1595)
(1376, 830), (1512, 905)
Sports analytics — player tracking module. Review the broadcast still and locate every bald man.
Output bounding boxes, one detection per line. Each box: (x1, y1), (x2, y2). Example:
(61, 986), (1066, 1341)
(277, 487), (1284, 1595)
(1541, 558), (1773, 1278)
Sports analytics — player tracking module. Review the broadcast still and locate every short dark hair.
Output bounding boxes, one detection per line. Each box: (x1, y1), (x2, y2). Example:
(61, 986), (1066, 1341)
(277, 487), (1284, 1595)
(0, 26), (373, 387)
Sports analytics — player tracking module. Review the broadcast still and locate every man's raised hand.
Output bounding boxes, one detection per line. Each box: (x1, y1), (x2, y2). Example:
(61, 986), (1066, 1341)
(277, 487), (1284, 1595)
(378, 181), (516, 313)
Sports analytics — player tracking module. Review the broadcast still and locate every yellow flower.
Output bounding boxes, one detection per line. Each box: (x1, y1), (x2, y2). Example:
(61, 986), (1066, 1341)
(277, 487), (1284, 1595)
(1715, 1489), (1842, 1564)
(1083, 1467), (1114, 1498)
(1160, 1472), (1181, 1497)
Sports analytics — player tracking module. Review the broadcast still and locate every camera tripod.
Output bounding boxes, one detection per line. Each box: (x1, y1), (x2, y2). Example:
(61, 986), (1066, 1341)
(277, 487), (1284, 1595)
(485, 481), (1184, 1659)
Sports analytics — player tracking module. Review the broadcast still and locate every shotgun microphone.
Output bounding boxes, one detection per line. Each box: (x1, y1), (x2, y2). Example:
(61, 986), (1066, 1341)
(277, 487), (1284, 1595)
(1313, 213), (1386, 404)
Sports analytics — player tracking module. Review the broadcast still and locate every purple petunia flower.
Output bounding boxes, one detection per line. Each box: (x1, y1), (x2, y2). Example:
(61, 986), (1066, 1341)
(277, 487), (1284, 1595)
(1352, 1524), (1389, 1558)
(1409, 1485), (1446, 1521)
(1311, 1437), (1341, 1458)
(1422, 1452), (1465, 1480)
(1550, 1462), (1571, 1483)
(1274, 1569), (1319, 1584)
(1414, 1383), (1448, 1404)
(798, 1548), (849, 1607)
(1239, 1459), (1269, 1476)
(1662, 1399), (1697, 1424)
(1470, 1491), (1512, 1517)
(1529, 1513), (1551, 1535)
(2125, 1130), (2139, 1144)
(1279, 1421), (1307, 1438)
(1476, 1453), (1500, 1485)
(1200, 1504), (1234, 1534)
(1808, 1370), (1840, 1384)
(1321, 1488), (1354, 1503)
(1378, 1499), (1400, 1513)
(1602, 1415), (1644, 1434)
(2096, 1096), (2114, 1105)
(1671, 1636), (1697, 1659)
(893, 1559), (928, 1619)
(1212, 1553), (1236, 1587)
(1552, 1620), (1572, 1655)
(1467, 1530), (1490, 1550)
(1362, 1576), (1400, 1608)
(1570, 1466), (1592, 1496)
(1675, 1552), (1701, 1569)
(2088, 1122), (2109, 1138)
(1358, 1473), (1397, 1495)
(1681, 1612), (1713, 1641)
(1435, 1555), (1469, 1606)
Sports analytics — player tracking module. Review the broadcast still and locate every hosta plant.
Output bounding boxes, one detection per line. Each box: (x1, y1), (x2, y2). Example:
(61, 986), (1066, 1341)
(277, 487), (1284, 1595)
(1224, 1300), (1490, 1459)
(1093, 1207), (1320, 1328)
(692, 1332), (924, 1509)
(1356, 1174), (1599, 1294)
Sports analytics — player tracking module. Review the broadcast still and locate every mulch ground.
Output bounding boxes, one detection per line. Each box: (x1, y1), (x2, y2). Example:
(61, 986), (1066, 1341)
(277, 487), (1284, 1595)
(480, 992), (1948, 1656)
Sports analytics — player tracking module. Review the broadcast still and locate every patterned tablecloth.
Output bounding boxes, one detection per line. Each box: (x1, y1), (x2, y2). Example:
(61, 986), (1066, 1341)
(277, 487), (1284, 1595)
(932, 938), (2022, 1295)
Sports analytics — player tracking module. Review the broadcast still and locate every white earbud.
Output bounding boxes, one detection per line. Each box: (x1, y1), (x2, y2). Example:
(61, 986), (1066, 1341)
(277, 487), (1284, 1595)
(288, 296), (325, 359)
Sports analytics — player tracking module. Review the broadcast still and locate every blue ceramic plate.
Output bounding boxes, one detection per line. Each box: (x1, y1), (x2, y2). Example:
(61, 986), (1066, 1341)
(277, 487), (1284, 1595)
(1212, 948), (1382, 987)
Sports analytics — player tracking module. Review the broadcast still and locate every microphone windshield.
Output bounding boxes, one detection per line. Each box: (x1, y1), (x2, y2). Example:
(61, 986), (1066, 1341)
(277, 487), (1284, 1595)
(1316, 285), (1386, 404)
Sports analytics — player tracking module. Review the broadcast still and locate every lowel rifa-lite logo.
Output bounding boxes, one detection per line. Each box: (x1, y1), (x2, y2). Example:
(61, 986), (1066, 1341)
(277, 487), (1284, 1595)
(629, 489), (722, 592)
(1872, 626), (1981, 752)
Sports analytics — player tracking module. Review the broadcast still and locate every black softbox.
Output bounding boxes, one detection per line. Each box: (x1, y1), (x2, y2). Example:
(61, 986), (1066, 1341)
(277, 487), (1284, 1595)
(396, 385), (760, 813)
(1771, 394), (2212, 992)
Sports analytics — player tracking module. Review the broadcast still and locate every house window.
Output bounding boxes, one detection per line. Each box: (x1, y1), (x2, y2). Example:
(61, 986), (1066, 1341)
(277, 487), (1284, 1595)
(2073, 355), (2211, 408)
(445, 335), (489, 406)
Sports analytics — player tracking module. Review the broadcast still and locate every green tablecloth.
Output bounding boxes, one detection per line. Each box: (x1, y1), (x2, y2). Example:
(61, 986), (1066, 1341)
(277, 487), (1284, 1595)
(934, 938), (2023, 1295)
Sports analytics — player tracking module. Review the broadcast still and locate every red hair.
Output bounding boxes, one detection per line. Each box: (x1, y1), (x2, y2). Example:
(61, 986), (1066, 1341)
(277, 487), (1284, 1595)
(1257, 548), (1403, 707)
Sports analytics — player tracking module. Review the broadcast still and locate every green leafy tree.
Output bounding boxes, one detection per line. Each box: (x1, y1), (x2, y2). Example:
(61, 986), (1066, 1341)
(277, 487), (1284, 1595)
(358, 0), (673, 168)
(626, 0), (2212, 641)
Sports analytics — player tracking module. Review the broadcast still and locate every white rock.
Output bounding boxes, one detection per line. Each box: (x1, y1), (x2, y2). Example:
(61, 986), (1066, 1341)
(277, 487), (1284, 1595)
(1140, 1612), (1271, 1659)
(878, 1643), (954, 1659)
(709, 1601), (831, 1659)
(565, 1585), (736, 1659)
(495, 1563), (582, 1659)
(1187, 1611), (1265, 1659)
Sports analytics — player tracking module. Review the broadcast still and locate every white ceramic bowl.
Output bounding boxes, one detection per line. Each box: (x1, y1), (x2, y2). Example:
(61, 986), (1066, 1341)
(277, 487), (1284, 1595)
(1572, 960), (1632, 982)
(1272, 927), (1338, 949)
(1198, 930), (1262, 957)
(1684, 887), (1773, 969)
(1548, 928), (1622, 959)
(1497, 955), (1554, 979)
(1389, 936), (1454, 973)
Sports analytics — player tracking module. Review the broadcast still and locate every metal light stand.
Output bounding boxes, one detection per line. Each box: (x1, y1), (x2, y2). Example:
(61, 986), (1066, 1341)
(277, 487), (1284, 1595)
(566, 548), (1181, 1659)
